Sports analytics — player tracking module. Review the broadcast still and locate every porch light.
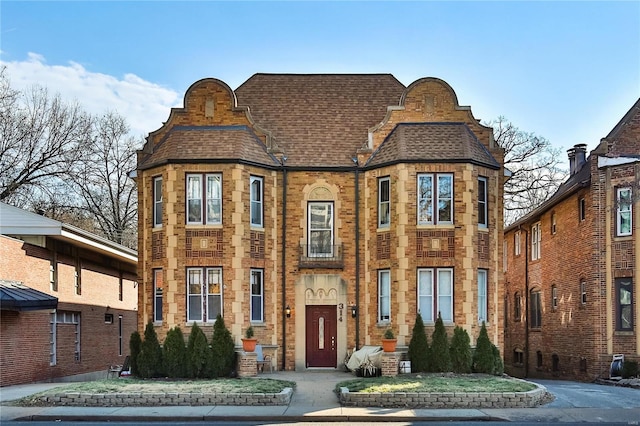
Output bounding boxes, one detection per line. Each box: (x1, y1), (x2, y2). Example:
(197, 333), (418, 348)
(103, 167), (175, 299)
(350, 305), (358, 318)
(285, 305), (291, 318)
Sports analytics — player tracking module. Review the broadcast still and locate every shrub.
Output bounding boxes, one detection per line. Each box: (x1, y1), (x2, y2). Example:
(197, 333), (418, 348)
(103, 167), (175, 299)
(383, 328), (395, 339)
(622, 360), (639, 379)
(137, 321), (163, 378)
(408, 314), (429, 372)
(430, 312), (451, 373)
(129, 330), (142, 377)
(472, 321), (495, 374)
(187, 323), (211, 378)
(450, 326), (472, 373)
(492, 344), (504, 375)
(211, 314), (236, 377)
(245, 326), (254, 339)
(162, 326), (187, 378)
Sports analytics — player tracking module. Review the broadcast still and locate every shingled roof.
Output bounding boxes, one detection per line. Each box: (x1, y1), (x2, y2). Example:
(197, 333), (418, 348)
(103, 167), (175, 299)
(366, 123), (501, 169)
(235, 73), (405, 167)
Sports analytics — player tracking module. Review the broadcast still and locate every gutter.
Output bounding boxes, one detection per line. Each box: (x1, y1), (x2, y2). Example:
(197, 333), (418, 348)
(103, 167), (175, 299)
(281, 161), (288, 371)
(522, 226), (530, 378)
(354, 166), (360, 350)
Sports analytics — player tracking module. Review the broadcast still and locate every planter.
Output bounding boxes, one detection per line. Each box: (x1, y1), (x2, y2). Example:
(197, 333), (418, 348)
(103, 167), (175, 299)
(241, 338), (257, 352)
(381, 338), (397, 352)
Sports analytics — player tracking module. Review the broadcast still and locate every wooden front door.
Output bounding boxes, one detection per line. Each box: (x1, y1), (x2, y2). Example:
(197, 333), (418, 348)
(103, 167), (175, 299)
(305, 305), (337, 368)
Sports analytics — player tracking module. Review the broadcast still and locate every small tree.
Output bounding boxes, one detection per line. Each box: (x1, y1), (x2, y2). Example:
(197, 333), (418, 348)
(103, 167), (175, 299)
(187, 323), (211, 378)
(408, 314), (429, 372)
(430, 312), (451, 372)
(129, 330), (142, 377)
(472, 322), (495, 374)
(137, 321), (163, 378)
(162, 326), (187, 378)
(492, 344), (504, 376)
(210, 314), (236, 377)
(450, 326), (472, 374)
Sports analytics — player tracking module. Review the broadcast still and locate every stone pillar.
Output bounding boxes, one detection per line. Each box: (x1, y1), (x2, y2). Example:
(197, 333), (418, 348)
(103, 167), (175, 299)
(381, 352), (399, 377)
(238, 351), (257, 377)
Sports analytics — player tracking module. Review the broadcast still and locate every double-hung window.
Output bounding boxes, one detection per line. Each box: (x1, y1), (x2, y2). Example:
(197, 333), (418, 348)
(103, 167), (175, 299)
(616, 277), (633, 331)
(250, 269), (264, 322)
(153, 269), (163, 323)
(250, 176), (263, 227)
(187, 267), (223, 322)
(153, 176), (162, 227)
(531, 222), (541, 260)
(478, 269), (488, 323)
(308, 202), (334, 257)
(478, 177), (488, 228)
(530, 290), (542, 328)
(617, 188), (632, 236)
(378, 270), (390, 323)
(378, 177), (390, 228)
(417, 268), (454, 323)
(186, 173), (222, 225)
(417, 173), (453, 225)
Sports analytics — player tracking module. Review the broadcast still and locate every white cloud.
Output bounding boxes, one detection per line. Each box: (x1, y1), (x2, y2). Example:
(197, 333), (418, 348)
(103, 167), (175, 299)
(1, 52), (181, 138)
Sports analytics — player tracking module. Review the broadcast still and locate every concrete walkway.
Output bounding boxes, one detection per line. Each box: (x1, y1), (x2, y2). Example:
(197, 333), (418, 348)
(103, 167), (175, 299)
(1, 370), (639, 423)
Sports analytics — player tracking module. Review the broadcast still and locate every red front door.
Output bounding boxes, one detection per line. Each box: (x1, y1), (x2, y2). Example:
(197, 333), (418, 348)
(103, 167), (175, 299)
(305, 305), (337, 368)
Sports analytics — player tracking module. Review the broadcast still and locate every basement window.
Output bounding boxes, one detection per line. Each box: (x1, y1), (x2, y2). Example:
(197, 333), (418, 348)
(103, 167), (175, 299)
(104, 314), (114, 324)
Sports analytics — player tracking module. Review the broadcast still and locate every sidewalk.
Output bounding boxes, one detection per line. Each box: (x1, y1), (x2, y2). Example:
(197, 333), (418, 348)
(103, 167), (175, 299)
(2, 370), (640, 423)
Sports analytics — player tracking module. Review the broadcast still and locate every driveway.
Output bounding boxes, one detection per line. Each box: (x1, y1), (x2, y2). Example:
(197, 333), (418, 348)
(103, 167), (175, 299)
(531, 379), (640, 408)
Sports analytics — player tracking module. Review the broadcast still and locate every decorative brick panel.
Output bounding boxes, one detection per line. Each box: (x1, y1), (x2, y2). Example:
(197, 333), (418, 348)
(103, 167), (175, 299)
(416, 230), (455, 258)
(186, 229), (223, 258)
(478, 232), (489, 262)
(250, 231), (265, 259)
(614, 241), (635, 270)
(377, 233), (391, 260)
(152, 231), (165, 261)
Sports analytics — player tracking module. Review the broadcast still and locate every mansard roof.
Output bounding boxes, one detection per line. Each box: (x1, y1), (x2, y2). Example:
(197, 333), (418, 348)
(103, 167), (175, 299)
(366, 122), (501, 169)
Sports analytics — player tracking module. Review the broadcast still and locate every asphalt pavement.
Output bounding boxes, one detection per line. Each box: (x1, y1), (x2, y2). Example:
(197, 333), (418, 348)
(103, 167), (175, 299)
(1, 371), (639, 423)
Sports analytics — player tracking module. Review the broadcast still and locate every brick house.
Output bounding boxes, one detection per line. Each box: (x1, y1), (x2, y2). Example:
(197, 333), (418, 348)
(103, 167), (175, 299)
(504, 98), (640, 381)
(134, 74), (506, 371)
(0, 202), (138, 386)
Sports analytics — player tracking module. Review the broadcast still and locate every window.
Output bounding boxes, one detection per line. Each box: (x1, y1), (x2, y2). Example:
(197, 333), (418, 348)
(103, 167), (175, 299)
(552, 354), (560, 372)
(478, 269), (488, 323)
(513, 349), (524, 365)
(418, 268), (454, 323)
(186, 173), (222, 225)
(531, 222), (541, 260)
(50, 258), (58, 292)
(56, 311), (80, 361)
(118, 315), (123, 356)
(378, 177), (390, 228)
(378, 270), (390, 322)
(153, 269), (163, 323)
(514, 292), (521, 321)
(187, 267), (223, 322)
(580, 280), (587, 305)
(250, 176), (263, 227)
(617, 187), (632, 236)
(551, 285), (558, 310)
(418, 173), (453, 225)
(616, 278), (633, 331)
(74, 267), (81, 295)
(104, 313), (114, 324)
(503, 240), (507, 272)
(551, 213), (557, 234)
(530, 290), (542, 328)
(118, 272), (123, 301)
(153, 176), (163, 227)
(514, 231), (521, 256)
(478, 177), (488, 228)
(537, 351), (543, 368)
(308, 202), (334, 257)
(579, 197), (586, 221)
(50, 312), (56, 366)
(250, 269), (264, 322)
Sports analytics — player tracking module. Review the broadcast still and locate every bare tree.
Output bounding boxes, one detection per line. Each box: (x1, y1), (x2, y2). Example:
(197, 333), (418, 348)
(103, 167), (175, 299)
(0, 67), (91, 206)
(487, 116), (568, 225)
(67, 112), (139, 248)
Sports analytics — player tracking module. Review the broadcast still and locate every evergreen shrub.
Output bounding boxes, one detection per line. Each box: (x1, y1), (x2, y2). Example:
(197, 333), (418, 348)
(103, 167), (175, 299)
(450, 326), (472, 373)
(187, 323), (211, 378)
(492, 344), (504, 375)
(408, 314), (429, 372)
(129, 330), (142, 377)
(211, 314), (236, 377)
(472, 321), (495, 374)
(162, 326), (187, 378)
(137, 321), (163, 378)
(430, 312), (451, 372)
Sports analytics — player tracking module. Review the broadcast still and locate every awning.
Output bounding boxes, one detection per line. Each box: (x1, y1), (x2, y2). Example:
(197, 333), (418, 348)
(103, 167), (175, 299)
(0, 280), (58, 312)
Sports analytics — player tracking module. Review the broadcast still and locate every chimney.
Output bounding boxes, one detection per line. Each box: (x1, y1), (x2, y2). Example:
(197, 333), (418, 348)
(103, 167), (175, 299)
(574, 144), (587, 172)
(567, 147), (576, 175)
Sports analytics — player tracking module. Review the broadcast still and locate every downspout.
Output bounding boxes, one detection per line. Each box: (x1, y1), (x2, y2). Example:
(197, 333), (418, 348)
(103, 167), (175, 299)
(281, 161), (288, 371)
(523, 227), (530, 378)
(354, 165), (360, 350)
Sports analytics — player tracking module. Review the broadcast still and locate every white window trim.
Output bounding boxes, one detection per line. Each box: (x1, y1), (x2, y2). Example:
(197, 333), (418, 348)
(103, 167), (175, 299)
(378, 177), (390, 228)
(153, 269), (163, 323)
(308, 201), (334, 257)
(153, 176), (162, 228)
(531, 223), (541, 260)
(250, 269), (264, 323)
(186, 173), (222, 225)
(378, 270), (391, 323)
(418, 173), (454, 225)
(418, 268), (454, 323)
(186, 267), (223, 323)
(514, 231), (521, 256)
(206, 268), (223, 321)
(617, 187), (633, 237)
(552, 285), (558, 309)
(250, 176), (263, 228)
(50, 311), (57, 366)
(478, 176), (488, 228)
(478, 269), (488, 323)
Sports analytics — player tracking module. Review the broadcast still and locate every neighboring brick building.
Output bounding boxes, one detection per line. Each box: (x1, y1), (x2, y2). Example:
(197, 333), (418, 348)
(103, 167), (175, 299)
(0, 202), (138, 386)
(504, 99), (640, 381)
(135, 74), (506, 371)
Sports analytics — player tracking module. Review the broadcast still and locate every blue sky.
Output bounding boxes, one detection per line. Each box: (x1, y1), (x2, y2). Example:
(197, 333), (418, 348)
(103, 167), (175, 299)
(1, 1), (639, 163)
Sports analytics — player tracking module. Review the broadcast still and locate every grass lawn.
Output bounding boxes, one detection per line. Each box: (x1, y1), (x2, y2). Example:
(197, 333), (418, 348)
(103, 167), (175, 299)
(335, 373), (537, 394)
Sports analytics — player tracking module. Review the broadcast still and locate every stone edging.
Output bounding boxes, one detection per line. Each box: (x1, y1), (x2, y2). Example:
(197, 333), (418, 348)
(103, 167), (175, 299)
(339, 382), (547, 408)
(31, 388), (293, 407)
